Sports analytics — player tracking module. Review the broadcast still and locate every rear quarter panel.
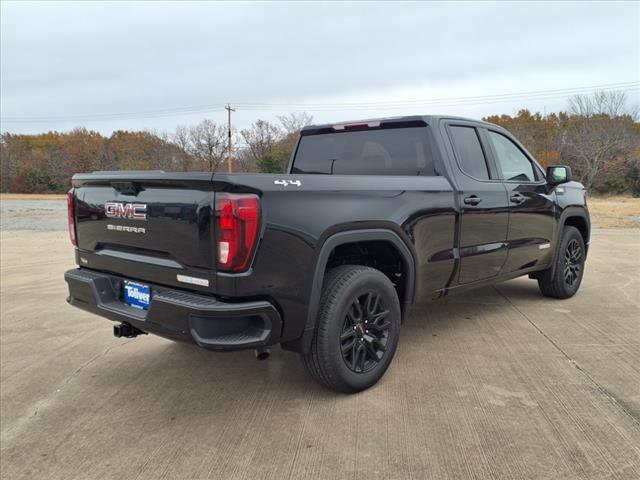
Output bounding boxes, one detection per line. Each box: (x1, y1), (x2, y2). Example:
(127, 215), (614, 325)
(212, 174), (456, 344)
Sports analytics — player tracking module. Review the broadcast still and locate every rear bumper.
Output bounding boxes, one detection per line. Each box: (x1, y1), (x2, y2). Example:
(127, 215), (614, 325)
(64, 268), (281, 351)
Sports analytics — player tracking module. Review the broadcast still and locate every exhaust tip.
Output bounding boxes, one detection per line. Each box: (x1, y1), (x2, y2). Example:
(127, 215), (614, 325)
(254, 347), (271, 360)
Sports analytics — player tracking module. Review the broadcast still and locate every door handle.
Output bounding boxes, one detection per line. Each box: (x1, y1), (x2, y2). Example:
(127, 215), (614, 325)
(510, 193), (525, 204)
(463, 195), (482, 206)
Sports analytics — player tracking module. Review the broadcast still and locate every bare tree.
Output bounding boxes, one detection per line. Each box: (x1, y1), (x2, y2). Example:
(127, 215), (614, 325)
(188, 119), (226, 171)
(172, 125), (194, 171)
(563, 91), (637, 190)
(277, 112), (313, 135)
(170, 112), (313, 173)
(172, 125), (190, 152)
(273, 112), (315, 170)
(240, 120), (283, 167)
(568, 90), (632, 119)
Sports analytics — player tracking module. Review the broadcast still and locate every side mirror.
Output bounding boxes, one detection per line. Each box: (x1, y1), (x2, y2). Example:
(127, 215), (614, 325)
(546, 165), (572, 186)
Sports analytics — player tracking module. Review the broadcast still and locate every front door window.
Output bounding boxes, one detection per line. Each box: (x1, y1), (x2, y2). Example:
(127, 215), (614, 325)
(487, 131), (537, 182)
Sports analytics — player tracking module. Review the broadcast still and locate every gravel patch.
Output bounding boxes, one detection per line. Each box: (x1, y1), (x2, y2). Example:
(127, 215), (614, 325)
(0, 200), (67, 231)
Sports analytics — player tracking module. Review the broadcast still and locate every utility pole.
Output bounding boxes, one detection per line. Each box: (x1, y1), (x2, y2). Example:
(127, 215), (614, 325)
(225, 104), (235, 173)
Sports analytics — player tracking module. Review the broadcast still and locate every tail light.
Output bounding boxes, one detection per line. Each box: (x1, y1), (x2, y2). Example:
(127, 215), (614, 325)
(67, 189), (77, 246)
(215, 193), (260, 272)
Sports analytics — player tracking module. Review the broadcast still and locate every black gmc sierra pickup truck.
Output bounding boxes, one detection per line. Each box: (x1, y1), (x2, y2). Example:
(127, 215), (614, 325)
(65, 115), (590, 392)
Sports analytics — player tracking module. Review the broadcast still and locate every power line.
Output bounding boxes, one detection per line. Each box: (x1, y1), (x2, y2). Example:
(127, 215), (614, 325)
(2, 81), (638, 124)
(4, 82), (637, 122)
(235, 84), (640, 111)
(235, 81), (640, 108)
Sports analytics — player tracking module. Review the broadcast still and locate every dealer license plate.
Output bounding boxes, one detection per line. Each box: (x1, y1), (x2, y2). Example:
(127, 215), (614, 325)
(123, 280), (151, 310)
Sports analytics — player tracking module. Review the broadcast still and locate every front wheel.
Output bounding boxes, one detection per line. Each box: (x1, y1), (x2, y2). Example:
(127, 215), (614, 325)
(301, 265), (401, 393)
(537, 226), (586, 299)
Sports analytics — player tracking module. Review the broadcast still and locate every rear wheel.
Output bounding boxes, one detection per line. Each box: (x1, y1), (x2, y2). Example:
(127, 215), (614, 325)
(537, 226), (585, 299)
(302, 265), (401, 393)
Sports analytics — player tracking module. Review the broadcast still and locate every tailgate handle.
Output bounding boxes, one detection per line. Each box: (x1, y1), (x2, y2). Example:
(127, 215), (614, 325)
(111, 181), (143, 195)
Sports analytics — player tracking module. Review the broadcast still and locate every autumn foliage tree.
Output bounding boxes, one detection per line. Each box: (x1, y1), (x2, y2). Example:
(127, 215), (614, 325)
(563, 91), (638, 191)
(484, 91), (639, 195)
(0, 128), (184, 192)
(2, 99), (637, 194)
(236, 112), (313, 173)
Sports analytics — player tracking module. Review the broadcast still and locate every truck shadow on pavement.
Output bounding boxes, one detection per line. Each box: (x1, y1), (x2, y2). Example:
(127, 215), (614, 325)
(96, 278), (547, 412)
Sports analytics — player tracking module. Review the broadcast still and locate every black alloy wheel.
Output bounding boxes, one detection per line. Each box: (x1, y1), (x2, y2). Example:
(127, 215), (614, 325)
(563, 238), (583, 288)
(301, 265), (401, 393)
(340, 292), (390, 373)
(537, 225), (586, 299)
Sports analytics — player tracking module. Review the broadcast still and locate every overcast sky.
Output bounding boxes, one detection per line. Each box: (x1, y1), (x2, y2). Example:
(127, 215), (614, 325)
(1, 1), (638, 135)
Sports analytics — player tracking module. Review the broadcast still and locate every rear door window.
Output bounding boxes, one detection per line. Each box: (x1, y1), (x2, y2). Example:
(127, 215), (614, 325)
(291, 127), (437, 176)
(448, 126), (490, 180)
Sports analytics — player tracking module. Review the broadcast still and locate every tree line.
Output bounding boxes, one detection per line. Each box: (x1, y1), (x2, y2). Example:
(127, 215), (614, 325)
(1, 92), (638, 195)
(0, 112), (311, 193)
(484, 91), (639, 195)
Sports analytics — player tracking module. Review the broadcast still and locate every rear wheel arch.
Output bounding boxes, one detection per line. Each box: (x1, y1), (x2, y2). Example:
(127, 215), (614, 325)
(301, 264), (402, 392)
(299, 229), (416, 353)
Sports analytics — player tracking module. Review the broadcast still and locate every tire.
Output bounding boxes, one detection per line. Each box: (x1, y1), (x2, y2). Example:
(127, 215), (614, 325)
(537, 226), (586, 299)
(301, 265), (401, 393)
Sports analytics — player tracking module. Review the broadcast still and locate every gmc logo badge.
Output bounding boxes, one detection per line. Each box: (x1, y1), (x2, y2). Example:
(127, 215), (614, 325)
(104, 202), (147, 220)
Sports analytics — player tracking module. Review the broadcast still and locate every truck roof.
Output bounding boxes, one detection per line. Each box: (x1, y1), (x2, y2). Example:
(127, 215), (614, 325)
(300, 115), (500, 133)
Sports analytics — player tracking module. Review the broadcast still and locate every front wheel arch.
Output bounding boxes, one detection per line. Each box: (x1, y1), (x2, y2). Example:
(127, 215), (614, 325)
(550, 209), (590, 278)
(538, 225), (586, 298)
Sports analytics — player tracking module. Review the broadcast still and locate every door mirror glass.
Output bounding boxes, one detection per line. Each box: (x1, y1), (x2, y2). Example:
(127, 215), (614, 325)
(546, 165), (572, 185)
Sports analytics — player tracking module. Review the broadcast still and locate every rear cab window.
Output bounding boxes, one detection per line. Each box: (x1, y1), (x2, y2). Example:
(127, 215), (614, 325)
(291, 127), (438, 176)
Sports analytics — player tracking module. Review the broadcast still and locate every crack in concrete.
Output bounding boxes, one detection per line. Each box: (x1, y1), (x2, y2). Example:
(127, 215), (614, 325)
(54, 340), (134, 395)
(5, 339), (134, 441)
(494, 286), (640, 429)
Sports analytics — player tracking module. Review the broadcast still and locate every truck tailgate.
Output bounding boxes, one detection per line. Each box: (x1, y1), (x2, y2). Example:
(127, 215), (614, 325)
(72, 172), (216, 292)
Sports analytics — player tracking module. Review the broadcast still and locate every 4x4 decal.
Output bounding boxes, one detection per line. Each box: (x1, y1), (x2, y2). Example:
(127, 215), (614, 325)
(274, 179), (302, 187)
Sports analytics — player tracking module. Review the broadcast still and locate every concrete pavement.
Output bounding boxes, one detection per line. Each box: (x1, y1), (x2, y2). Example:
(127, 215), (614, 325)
(1, 229), (639, 479)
